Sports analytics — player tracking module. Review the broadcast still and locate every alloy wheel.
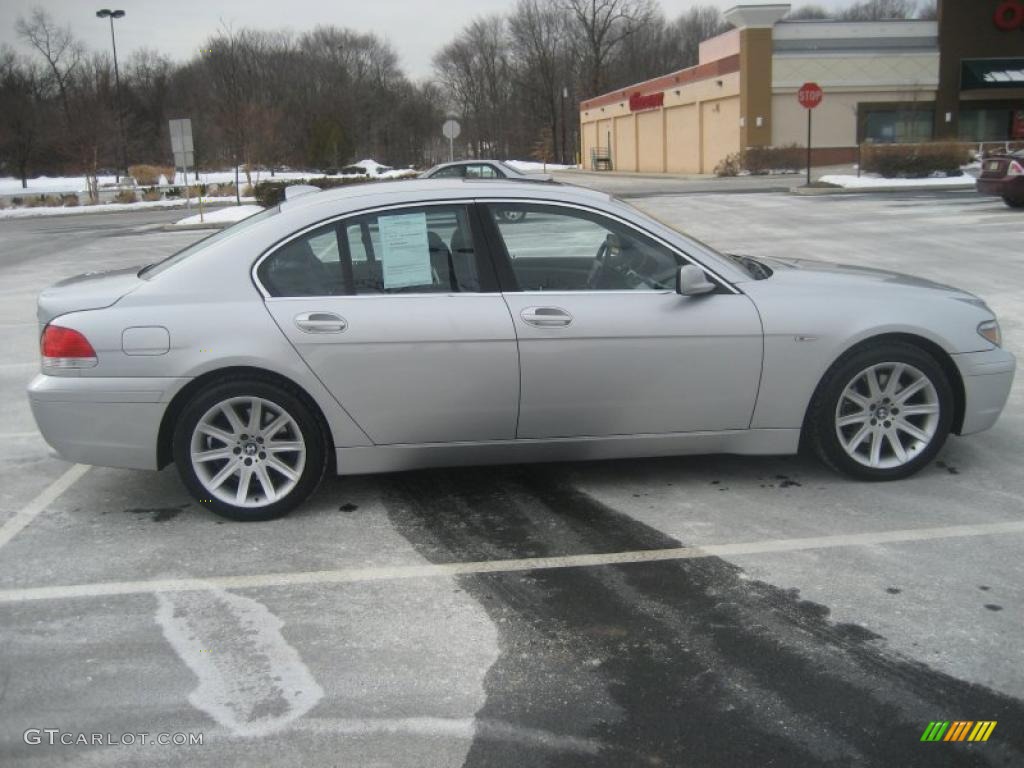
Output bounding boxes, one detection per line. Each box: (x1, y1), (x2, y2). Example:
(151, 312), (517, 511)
(834, 362), (941, 470)
(189, 396), (307, 507)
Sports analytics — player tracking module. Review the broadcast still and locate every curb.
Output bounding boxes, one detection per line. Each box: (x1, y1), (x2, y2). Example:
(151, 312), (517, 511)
(160, 222), (231, 232)
(790, 182), (975, 196)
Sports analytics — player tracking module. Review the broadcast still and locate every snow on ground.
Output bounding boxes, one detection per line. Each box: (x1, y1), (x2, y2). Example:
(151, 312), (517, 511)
(174, 204), (264, 226)
(506, 160), (577, 173)
(0, 197), (256, 219)
(818, 174), (977, 190)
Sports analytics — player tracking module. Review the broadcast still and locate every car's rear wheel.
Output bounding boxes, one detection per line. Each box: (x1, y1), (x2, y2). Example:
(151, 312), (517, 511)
(1002, 196), (1024, 209)
(807, 342), (953, 480)
(172, 379), (327, 521)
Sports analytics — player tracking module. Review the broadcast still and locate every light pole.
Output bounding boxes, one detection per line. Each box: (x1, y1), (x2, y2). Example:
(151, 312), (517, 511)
(96, 9), (128, 182)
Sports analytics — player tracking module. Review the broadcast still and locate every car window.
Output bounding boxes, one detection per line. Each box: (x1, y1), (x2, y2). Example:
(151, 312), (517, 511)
(466, 164), (500, 179)
(485, 203), (680, 292)
(430, 165), (464, 178)
(344, 206), (480, 293)
(258, 222), (345, 297)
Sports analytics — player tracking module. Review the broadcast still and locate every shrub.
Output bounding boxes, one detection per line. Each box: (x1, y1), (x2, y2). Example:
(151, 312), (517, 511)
(142, 188), (162, 202)
(44, 195), (63, 207)
(743, 144), (802, 174)
(213, 183), (237, 198)
(61, 193), (79, 207)
(714, 153), (740, 177)
(128, 164), (175, 185)
(860, 142), (970, 179)
(114, 189), (138, 204)
(253, 176), (373, 207)
(164, 186), (181, 199)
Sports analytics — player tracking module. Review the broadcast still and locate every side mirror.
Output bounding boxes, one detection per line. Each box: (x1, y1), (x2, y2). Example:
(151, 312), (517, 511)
(676, 264), (716, 296)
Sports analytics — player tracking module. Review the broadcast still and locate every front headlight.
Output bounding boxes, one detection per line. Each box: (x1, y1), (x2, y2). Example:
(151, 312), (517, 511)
(978, 320), (1002, 347)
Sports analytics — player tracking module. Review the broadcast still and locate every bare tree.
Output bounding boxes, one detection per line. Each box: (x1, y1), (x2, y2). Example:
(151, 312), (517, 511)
(563, 0), (657, 96)
(668, 5), (729, 69)
(917, 1), (938, 20)
(15, 8), (81, 129)
(839, 0), (918, 21)
(0, 47), (43, 187)
(787, 5), (831, 20)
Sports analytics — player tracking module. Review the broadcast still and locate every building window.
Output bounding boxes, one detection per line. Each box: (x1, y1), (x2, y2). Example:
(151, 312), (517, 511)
(863, 109), (934, 143)
(958, 109), (1014, 142)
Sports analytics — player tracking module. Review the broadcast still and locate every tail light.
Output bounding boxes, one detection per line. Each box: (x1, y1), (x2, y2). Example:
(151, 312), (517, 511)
(1008, 160), (1024, 177)
(41, 324), (98, 369)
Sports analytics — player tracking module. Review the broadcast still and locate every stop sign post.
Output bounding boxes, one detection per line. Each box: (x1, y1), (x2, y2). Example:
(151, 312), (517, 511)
(798, 82), (823, 186)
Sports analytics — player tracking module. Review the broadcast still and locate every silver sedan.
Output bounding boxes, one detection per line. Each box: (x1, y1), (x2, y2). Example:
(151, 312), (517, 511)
(28, 180), (1015, 520)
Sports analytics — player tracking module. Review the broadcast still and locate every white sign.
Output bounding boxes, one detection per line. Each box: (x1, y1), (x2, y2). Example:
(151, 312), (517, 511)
(442, 119), (461, 140)
(379, 213), (433, 289)
(169, 118), (194, 169)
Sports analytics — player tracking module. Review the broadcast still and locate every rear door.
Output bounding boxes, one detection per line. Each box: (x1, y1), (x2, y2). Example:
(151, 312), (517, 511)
(481, 201), (763, 439)
(258, 203), (519, 445)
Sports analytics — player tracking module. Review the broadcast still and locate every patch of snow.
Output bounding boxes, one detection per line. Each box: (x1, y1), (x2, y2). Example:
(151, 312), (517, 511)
(174, 205), (264, 226)
(0, 197), (256, 219)
(818, 174), (976, 190)
(506, 160), (578, 173)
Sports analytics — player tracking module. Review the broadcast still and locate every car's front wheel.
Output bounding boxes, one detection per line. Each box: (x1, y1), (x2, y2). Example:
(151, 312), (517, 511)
(1002, 195), (1024, 209)
(172, 378), (327, 521)
(807, 342), (954, 480)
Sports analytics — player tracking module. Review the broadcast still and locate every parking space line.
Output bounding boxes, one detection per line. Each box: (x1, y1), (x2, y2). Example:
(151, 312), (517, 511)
(0, 463), (89, 552)
(1, 518), (1023, 603)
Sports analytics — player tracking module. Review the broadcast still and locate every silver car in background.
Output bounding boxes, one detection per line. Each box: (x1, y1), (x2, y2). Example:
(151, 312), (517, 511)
(28, 179), (1015, 520)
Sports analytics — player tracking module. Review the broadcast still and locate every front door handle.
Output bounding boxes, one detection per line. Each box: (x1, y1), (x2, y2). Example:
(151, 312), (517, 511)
(294, 311), (347, 333)
(521, 306), (573, 327)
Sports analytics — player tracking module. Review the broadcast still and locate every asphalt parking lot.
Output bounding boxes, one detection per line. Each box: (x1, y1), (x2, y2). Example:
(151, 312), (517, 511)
(1, 190), (1022, 767)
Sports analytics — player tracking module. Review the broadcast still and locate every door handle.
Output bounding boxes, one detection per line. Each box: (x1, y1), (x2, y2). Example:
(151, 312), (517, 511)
(294, 311), (347, 333)
(521, 306), (573, 327)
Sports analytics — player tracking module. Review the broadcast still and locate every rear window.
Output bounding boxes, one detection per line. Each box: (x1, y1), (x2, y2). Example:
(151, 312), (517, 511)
(139, 206), (279, 278)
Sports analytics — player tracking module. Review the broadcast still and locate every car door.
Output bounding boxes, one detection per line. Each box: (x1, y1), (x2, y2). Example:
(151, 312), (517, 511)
(482, 201), (763, 439)
(258, 203), (519, 445)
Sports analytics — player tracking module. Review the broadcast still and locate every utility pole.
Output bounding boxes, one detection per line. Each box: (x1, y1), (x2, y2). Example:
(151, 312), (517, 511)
(96, 9), (128, 182)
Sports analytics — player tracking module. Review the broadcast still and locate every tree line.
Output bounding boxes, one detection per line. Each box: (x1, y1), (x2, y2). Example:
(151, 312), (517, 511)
(0, 0), (938, 186)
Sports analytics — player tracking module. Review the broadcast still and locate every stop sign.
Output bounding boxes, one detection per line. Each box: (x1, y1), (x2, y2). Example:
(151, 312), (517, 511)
(798, 82), (823, 109)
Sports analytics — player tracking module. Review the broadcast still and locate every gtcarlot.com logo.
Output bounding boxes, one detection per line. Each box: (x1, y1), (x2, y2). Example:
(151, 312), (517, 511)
(920, 721), (997, 743)
(24, 729), (204, 746)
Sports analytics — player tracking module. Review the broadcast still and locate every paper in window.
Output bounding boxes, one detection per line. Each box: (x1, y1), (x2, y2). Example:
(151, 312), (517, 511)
(379, 212), (432, 289)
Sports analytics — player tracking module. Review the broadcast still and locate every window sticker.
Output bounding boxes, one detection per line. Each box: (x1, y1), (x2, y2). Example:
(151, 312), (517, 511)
(379, 212), (432, 289)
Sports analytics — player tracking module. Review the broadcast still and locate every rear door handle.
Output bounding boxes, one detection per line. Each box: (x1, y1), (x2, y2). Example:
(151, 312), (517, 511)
(294, 311), (347, 333)
(521, 306), (573, 327)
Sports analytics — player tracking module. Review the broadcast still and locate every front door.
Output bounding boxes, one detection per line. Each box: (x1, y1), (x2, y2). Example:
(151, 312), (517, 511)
(259, 203), (519, 445)
(482, 202), (763, 439)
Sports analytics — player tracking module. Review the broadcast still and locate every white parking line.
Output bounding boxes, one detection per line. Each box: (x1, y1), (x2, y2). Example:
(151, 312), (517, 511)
(1, 518), (1023, 603)
(0, 463), (90, 552)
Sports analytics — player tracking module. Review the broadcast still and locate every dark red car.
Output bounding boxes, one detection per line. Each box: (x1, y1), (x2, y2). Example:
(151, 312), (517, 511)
(976, 150), (1024, 208)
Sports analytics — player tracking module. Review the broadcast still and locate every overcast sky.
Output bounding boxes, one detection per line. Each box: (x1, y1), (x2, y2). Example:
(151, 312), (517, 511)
(0, 0), (854, 79)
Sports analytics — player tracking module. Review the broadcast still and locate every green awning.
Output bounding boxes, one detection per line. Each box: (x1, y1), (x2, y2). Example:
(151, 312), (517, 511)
(962, 58), (1024, 90)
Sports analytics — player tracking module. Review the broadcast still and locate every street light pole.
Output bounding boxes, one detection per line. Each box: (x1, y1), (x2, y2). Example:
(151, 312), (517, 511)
(96, 9), (128, 182)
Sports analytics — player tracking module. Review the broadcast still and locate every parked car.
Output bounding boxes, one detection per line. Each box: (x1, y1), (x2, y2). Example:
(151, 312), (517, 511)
(976, 150), (1024, 208)
(420, 160), (553, 220)
(28, 179), (1015, 521)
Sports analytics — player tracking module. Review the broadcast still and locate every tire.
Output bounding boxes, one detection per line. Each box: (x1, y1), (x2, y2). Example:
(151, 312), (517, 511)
(1002, 196), (1024, 209)
(806, 341), (953, 481)
(172, 378), (327, 521)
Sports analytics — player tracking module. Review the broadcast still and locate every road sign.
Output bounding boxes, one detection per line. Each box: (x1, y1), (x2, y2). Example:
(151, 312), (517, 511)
(442, 118), (461, 140)
(796, 84), (823, 187)
(797, 82), (823, 109)
(169, 118), (194, 170)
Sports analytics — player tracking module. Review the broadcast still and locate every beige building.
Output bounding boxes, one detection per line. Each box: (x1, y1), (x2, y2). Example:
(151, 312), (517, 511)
(579, 1), (1024, 174)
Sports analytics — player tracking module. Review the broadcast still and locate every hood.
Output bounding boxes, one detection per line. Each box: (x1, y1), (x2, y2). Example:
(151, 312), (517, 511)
(749, 255), (977, 300)
(37, 266), (144, 326)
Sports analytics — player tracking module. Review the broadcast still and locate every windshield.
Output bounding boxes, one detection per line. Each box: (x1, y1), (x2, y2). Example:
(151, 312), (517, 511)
(139, 206), (279, 278)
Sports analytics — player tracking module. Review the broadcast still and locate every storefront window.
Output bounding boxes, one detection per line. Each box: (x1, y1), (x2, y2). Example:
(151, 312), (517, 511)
(958, 109), (1014, 142)
(863, 110), (934, 143)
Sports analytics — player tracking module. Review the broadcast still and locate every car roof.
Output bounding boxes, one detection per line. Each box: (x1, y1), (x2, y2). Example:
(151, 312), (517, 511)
(279, 178), (609, 218)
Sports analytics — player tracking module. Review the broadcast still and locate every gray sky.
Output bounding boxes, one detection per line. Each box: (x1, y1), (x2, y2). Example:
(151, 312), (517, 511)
(0, 0), (853, 79)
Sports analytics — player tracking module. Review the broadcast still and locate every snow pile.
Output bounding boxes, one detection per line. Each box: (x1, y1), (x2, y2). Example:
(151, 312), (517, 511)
(506, 160), (577, 173)
(175, 204), (264, 226)
(338, 159), (418, 179)
(818, 174), (977, 190)
(0, 197), (256, 219)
